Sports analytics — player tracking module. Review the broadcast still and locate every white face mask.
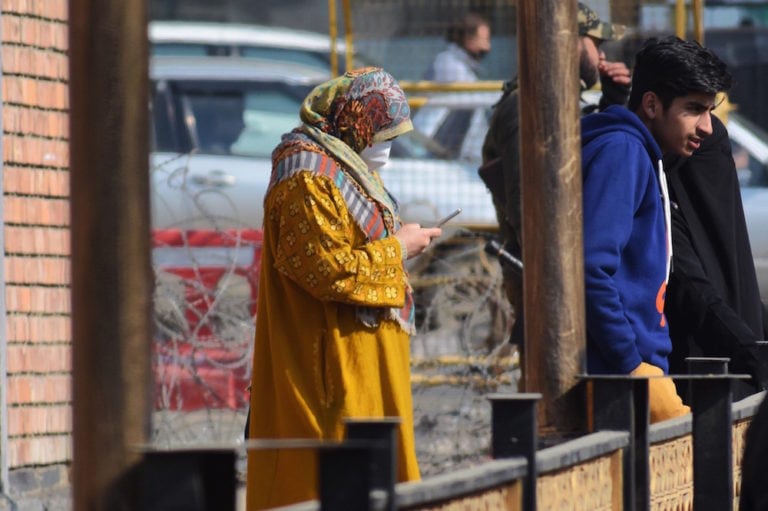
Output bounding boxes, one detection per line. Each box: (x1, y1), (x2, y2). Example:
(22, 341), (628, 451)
(359, 141), (392, 170)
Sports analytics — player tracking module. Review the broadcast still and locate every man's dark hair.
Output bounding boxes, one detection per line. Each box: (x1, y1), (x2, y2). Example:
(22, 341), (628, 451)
(445, 12), (488, 45)
(627, 36), (732, 111)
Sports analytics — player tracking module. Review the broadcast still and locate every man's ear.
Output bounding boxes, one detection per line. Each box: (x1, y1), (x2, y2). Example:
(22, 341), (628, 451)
(641, 91), (659, 119)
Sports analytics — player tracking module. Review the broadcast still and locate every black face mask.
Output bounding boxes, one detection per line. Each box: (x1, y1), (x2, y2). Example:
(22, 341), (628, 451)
(468, 49), (489, 62)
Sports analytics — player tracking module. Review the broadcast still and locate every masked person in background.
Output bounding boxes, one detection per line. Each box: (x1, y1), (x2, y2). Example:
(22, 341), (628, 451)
(424, 11), (491, 83)
(413, 12), (492, 162)
(480, 2), (630, 352)
(245, 68), (441, 510)
(664, 114), (768, 400)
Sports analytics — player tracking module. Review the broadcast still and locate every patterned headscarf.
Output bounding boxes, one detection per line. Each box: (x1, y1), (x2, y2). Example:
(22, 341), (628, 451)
(297, 68), (412, 215)
(301, 67), (413, 150)
(269, 68), (417, 332)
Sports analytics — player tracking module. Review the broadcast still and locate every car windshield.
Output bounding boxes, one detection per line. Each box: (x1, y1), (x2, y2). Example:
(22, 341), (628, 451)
(153, 80), (310, 158)
(152, 43), (229, 57)
(153, 79), (450, 161)
(728, 114), (768, 189)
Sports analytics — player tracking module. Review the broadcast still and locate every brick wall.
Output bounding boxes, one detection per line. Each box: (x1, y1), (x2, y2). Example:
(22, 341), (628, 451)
(1, 0), (71, 475)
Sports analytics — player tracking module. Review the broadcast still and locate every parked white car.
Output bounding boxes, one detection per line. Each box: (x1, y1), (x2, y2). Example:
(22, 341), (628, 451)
(149, 21), (367, 74)
(149, 56), (497, 231)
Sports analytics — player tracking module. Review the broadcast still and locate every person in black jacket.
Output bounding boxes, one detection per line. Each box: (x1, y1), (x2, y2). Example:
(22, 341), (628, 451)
(664, 114), (768, 400)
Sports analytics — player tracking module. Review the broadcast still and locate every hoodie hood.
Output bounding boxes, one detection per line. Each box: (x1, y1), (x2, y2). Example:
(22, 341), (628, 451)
(581, 105), (663, 163)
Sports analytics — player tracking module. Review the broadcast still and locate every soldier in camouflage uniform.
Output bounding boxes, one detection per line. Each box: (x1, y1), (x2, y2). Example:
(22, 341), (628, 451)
(479, 2), (628, 348)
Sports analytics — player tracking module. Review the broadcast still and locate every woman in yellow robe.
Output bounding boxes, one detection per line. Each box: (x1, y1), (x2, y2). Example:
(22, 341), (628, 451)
(246, 68), (442, 509)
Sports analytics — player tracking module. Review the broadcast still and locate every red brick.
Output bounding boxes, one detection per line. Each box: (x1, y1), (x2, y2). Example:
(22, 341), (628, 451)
(8, 405), (71, 435)
(3, 76), (68, 110)
(3, 196), (69, 226)
(1, 14), (21, 43)
(7, 374), (71, 404)
(5, 286), (71, 315)
(1, 17), (68, 51)
(3, 166), (70, 196)
(7, 344), (71, 374)
(4, 226), (71, 256)
(5, 256), (70, 285)
(3, 107), (69, 139)
(3, 135), (69, 168)
(6, 315), (71, 344)
(2, 0), (68, 22)
(1, 46), (68, 80)
(2, 0), (73, 473)
(7, 434), (71, 468)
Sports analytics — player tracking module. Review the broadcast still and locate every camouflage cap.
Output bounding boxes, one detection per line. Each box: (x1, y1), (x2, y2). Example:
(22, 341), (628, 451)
(578, 2), (626, 42)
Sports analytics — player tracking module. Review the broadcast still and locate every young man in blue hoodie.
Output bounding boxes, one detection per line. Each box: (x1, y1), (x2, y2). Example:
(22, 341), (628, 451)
(581, 36), (731, 423)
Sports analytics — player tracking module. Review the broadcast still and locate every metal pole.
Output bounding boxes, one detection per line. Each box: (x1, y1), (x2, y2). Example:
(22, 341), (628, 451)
(517, 0), (587, 436)
(692, 0), (705, 44)
(686, 356), (729, 404)
(591, 376), (650, 511)
(328, 0), (339, 77)
(676, 0), (687, 39)
(488, 393), (541, 511)
(690, 375), (735, 510)
(69, 0), (152, 509)
(345, 418), (399, 511)
(319, 443), (374, 510)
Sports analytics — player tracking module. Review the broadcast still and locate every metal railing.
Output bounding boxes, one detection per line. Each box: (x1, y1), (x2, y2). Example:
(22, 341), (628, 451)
(138, 357), (765, 510)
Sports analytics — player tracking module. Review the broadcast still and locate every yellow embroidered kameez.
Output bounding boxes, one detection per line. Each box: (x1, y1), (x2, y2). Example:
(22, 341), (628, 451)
(246, 172), (420, 509)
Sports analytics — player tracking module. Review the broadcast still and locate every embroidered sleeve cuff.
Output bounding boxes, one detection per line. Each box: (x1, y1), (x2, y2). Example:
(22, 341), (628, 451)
(397, 237), (408, 261)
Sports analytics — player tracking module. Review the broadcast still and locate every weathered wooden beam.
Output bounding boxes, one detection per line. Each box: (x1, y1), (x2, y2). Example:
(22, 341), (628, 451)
(70, 0), (152, 509)
(517, 0), (587, 436)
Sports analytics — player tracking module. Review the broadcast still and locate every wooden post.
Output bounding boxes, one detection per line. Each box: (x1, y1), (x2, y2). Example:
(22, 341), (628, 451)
(517, 0), (587, 436)
(611, 0), (641, 29)
(70, 1), (152, 509)
(342, 0), (354, 73)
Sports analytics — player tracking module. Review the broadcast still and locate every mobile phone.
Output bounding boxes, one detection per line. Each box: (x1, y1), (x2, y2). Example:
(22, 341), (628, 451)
(434, 208), (462, 227)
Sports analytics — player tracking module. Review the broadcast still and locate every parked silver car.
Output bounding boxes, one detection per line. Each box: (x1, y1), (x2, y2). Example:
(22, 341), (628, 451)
(149, 56), (497, 231)
(149, 20), (368, 74)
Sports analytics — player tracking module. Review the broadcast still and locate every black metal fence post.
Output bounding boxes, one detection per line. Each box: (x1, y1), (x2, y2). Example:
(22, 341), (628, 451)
(590, 376), (649, 511)
(141, 449), (237, 511)
(487, 393), (541, 511)
(756, 342), (768, 391)
(345, 418), (400, 511)
(685, 357), (730, 404)
(319, 442), (375, 511)
(686, 357), (729, 375)
(689, 374), (740, 511)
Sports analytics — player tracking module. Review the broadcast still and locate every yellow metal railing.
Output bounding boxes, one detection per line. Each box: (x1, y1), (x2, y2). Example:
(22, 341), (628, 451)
(399, 80), (505, 109)
(676, 0), (706, 44)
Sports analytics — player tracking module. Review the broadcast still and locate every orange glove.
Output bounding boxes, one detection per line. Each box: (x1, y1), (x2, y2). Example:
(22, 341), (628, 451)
(630, 362), (690, 424)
